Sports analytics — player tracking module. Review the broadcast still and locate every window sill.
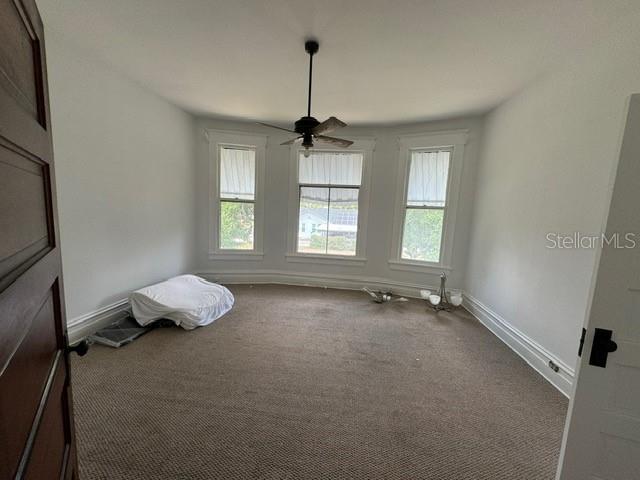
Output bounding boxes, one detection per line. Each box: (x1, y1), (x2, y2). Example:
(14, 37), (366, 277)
(388, 259), (452, 274)
(209, 251), (264, 261)
(286, 253), (367, 266)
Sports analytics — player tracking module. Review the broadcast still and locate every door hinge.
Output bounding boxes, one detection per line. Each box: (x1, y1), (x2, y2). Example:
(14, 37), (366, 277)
(578, 328), (586, 357)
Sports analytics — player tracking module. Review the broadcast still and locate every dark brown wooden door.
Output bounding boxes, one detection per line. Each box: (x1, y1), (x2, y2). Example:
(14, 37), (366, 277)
(0, 0), (80, 478)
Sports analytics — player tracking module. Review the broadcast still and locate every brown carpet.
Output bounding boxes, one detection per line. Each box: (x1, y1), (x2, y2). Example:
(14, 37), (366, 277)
(71, 284), (567, 479)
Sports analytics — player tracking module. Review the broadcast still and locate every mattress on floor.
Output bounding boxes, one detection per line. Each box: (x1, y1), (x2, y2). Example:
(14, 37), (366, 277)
(130, 274), (234, 330)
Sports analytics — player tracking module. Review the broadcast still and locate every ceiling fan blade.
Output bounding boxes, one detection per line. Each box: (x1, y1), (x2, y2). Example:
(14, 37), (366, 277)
(312, 116), (347, 136)
(280, 136), (303, 145)
(314, 135), (354, 148)
(258, 122), (297, 134)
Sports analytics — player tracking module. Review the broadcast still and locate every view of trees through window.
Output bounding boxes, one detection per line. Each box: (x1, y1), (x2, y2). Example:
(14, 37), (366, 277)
(220, 201), (254, 249)
(402, 208), (444, 262)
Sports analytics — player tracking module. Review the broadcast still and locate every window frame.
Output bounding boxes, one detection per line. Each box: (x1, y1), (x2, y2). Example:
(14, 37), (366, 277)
(286, 139), (375, 265)
(389, 130), (468, 273)
(297, 184), (360, 257)
(208, 130), (266, 260)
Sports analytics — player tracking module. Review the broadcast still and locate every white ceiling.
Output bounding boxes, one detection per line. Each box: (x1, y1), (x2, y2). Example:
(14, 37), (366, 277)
(37, 0), (639, 126)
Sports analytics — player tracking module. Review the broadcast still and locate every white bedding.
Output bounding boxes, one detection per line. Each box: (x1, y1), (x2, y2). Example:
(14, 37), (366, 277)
(130, 275), (234, 330)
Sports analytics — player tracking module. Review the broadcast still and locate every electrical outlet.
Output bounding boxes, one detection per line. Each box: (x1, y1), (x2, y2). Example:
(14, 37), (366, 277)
(548, 360), (560, 373)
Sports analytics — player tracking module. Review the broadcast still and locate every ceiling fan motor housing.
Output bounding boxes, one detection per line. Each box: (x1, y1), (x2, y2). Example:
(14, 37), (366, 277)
(294, 116), (320, 134)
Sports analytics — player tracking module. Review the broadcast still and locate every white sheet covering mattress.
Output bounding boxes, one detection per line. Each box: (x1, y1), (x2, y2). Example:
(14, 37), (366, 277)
(130, 275), (234, 330)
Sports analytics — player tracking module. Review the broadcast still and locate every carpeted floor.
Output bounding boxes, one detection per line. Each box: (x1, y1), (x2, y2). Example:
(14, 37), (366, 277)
(71, 284), (568, 479)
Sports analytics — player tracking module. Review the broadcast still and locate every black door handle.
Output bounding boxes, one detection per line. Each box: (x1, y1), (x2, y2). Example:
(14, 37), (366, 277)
(67, 340), (89, 357)
(589, 328), (617, 368)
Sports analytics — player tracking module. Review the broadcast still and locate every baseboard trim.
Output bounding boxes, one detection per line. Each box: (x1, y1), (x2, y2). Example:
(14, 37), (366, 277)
(462, 293), (575, 398)
(195, 269), (441, 299)
(67, 299), (130, 344)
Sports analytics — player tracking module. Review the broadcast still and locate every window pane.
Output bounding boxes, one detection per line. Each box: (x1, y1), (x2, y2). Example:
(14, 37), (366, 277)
(401, 208), (444, 262)
(298, 187), (329, 254)
(220, 201), (254, 249)
(220, 147), (255, 200)
(299, 151), (363, 186)
(327, 188), (358, 256)
(407, 150), (450, 207)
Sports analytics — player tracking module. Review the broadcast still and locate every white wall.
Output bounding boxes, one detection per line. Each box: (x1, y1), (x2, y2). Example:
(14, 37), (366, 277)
(46, 29), (197, 322)
(195, 116), (483, 292)
(465, 17), (640, 371)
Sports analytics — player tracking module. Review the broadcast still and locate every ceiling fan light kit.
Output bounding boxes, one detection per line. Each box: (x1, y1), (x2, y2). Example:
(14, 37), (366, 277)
(259, 39), (353, 154)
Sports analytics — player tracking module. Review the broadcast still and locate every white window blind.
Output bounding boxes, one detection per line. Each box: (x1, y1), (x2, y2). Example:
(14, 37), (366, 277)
(406, 150), (450, 207)
(220, 147), (255, 200)
(299, 151), (362, 186)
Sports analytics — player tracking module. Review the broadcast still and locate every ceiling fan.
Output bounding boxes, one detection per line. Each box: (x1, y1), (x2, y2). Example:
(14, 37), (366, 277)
(259, 39), (353, 153)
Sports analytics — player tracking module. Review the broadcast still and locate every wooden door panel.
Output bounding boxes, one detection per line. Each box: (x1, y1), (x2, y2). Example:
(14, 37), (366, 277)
(0, 287), (58, 477)
(0, 250), (59, 370)
(0, 0), (79, 478)
(23, 358), (70, 480)
(0, 0), (48, 162)
(0, 138), (53, 292)
(0, 0), (44, 124)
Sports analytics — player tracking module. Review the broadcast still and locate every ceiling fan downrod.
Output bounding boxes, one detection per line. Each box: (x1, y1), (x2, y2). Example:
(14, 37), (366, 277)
(305, 39), (318, 118)
(300, 39), (320, 151)
(257, 38), (352, 151)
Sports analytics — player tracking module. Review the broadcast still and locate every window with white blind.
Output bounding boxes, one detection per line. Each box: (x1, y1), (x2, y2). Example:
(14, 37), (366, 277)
(287, 140), (374, 263)
(219, 146), (256, 250)
(390, 131), (467, 271)
(208, 131), (266, 259)
(401, 149), (451, 262)
(297, 151), (363, 256)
